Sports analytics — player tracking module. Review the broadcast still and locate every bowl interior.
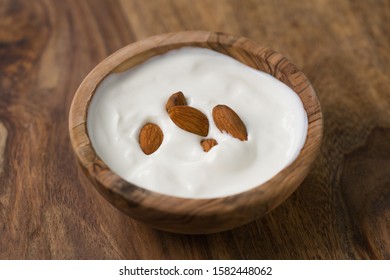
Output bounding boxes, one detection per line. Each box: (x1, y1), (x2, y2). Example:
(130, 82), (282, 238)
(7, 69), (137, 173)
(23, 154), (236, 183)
(69, 31), (323, 234)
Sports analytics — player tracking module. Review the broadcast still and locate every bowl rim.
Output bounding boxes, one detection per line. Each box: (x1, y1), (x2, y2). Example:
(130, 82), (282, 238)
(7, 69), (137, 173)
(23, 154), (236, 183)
(69, 30), (323, 219)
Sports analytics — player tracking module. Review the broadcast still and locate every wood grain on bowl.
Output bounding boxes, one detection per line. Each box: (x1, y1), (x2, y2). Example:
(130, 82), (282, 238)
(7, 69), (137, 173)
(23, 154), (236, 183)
(69, 31), (323, 234)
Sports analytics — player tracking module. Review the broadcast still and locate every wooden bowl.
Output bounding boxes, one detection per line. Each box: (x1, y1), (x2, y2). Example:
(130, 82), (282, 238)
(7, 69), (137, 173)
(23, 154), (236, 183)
(69, 31), (323, 234)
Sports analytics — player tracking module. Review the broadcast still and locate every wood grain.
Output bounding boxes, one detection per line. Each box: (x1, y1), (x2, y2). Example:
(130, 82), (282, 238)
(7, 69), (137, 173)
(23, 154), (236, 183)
(1, 0), (389, 259)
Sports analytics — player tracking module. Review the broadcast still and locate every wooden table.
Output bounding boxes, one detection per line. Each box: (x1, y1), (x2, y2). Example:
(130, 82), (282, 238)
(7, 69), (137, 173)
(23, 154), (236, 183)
(0, 0), (389, 259)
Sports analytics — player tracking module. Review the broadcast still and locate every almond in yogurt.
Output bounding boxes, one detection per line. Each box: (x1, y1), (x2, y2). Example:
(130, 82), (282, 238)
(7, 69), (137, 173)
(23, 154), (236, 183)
(168, 105), (209, 137)
(166, 91), (187, 111)
(201, 138), (218, 152)
(212, 105), (248, 141)
(139, 123), (164, 155)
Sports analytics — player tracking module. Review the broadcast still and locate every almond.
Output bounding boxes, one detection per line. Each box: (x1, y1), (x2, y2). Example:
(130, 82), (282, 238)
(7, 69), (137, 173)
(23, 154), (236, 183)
(212, 105), (248, 141)
(201, 138), (218, 152)
(138, 123), (164, 155)
(165, 91), (187, 111)
(168, 106), (209, 137)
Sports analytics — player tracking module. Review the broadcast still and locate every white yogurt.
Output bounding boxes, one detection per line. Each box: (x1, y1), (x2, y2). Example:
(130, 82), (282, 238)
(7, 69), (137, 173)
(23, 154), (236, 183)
(87, 47), (308, 198)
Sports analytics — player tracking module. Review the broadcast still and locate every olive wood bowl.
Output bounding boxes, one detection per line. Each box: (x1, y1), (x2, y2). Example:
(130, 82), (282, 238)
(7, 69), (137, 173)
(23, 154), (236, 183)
(69, 31), (323, 234)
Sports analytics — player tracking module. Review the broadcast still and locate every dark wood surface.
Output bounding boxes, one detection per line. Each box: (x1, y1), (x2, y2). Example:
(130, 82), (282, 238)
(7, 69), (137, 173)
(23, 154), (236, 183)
(0, 0), (389, 259)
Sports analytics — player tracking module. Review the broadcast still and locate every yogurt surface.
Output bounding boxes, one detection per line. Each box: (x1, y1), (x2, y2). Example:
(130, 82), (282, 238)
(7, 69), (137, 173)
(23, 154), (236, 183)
(87, 47), (308, 198)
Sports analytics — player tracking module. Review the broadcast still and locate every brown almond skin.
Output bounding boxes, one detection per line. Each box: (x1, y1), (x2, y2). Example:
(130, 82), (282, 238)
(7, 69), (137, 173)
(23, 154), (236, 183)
(212, 105), (248, 141)
(139, 123), (164, 155)
(201, 138), (218, 152)
(165, 91), (187, 111)
(168, 106), (209, 137)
